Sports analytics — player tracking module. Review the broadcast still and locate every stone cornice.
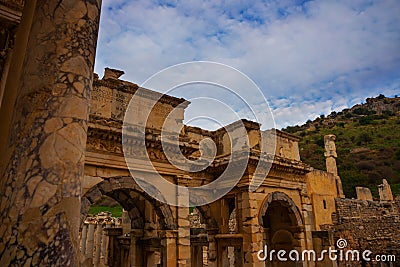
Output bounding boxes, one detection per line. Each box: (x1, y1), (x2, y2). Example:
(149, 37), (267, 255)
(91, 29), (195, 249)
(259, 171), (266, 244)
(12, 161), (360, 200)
(265, 128), (300, 142)
(93, 78), (189, 108)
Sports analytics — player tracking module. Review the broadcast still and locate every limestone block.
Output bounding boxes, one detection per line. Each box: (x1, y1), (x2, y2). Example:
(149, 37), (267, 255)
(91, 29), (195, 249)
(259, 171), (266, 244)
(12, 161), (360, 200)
(356, 187), (373, 201)
(82, 176), (103, 195)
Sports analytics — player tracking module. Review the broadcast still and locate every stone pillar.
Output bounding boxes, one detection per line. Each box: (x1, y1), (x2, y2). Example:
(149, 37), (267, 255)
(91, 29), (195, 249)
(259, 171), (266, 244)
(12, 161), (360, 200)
(0, 0), (102, 266)
(94, 224), (103, 266)
(239, 191), (264, 267)
(324, 134), (338, 175)
(118, 237), (130, 267)
(300, 188), (315, 267)
(104, 227), (123, 266)
(177, 175), (192, 267)
(221, 246), (229, 267)
(100, 225), (107, 266)
(80, 223), (88, 256)
(191, 245), (203, 267)
(161, 230), (178, 267)
(207, 231), (218, 267)
(324, 134), (345, 198)
(121, 209), (131, 235)
(234, 247), (242, 267)
(86, 223), (96, 264)
(378, 179), (394, 202)
(130, 229), (143, 267)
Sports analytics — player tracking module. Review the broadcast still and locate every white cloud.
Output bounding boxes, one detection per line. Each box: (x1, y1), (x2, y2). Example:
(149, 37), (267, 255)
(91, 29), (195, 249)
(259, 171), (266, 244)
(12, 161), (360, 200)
(95, 0), (400, 129)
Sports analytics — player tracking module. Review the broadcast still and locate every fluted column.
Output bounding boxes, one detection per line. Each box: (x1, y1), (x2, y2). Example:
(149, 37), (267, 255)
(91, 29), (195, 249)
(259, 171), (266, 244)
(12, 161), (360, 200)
(0, 0), (102, 266)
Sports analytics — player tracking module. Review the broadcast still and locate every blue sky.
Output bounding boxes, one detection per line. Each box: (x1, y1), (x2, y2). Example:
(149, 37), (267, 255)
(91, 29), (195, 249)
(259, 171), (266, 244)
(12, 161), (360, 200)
(94, 0), (400, 129)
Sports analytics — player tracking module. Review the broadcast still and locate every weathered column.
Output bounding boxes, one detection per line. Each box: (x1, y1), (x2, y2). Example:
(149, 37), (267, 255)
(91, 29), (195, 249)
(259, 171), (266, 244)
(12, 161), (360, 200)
(176, 175), (192, 267)
(0, 0), (101, 266)
(221, 246), (229, 267)
(207, 232), (218, 267)
(378, 179), (394, 202)
(80, 223), (89, 255)
(100, 224), (107, 266)
(86, 223), (96, 264)
(324, 134), (345, 198)
(121, 209), (131, 235)
(300, 188), (315, 267)
(191, 245), (203, 267)
(104, 227), (123, 266)
(239, 191), (264, 267)
(234, 247), (242, 267)
(161, 230), (178, 267)
(130, 229), (143, 267)
(94, 223), (103, 266)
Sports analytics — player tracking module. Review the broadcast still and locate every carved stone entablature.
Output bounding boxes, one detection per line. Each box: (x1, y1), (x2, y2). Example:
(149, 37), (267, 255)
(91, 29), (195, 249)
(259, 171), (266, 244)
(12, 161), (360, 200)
(211, 149), (310, 175)
(268, 167), (307, 183)
(89, 115), (123, 128)
(184, 125), (214, 137)
(87, 125), (202, 165)
(271, 155), (312, 174)
(87, 127), (123, 155)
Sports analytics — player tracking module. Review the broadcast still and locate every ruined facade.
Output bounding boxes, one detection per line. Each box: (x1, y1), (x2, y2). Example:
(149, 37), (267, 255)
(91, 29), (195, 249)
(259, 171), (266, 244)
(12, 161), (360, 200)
(0, 2), (399, 267)
(79, 68), (337, 266)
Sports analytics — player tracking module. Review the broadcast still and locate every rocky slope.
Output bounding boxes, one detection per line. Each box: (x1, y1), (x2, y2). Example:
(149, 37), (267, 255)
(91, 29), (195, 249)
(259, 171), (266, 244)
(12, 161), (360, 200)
(283, 94), (400, 198)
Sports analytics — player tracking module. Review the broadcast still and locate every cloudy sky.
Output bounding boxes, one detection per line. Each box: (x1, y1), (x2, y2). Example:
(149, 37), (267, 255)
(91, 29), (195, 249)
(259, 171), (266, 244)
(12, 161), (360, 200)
(94, 0), (400, 129)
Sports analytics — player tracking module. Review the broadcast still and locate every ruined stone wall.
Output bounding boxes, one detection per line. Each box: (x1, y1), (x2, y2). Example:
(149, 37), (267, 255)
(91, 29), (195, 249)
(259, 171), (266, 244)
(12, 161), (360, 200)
(322, 197), (400, 266)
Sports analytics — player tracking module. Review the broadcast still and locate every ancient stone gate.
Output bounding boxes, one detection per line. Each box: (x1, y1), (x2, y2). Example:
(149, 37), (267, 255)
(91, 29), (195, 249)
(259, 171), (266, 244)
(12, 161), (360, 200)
(76, 69), (345, 267)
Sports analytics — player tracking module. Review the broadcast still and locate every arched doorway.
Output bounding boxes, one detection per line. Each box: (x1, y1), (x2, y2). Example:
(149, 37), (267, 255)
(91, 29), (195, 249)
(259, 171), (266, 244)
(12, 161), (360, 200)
(80, 176), (177, 267)
(259, 192), (304, 267)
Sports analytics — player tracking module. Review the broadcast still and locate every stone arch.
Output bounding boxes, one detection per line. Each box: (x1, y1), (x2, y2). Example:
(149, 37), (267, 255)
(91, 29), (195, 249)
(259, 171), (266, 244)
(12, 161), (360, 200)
(258, 191), (303, 227)
(81, 176), (177, 230)
(258, 192), (304, 266)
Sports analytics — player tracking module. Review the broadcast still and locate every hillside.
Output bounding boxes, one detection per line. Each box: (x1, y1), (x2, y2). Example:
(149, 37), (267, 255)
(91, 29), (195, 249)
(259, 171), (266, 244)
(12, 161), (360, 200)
(283, 94), (400, 198)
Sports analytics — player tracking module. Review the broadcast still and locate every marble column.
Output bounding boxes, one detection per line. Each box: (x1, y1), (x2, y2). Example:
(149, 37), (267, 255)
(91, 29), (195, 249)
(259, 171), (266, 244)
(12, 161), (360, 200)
(0, 0), (101, 266)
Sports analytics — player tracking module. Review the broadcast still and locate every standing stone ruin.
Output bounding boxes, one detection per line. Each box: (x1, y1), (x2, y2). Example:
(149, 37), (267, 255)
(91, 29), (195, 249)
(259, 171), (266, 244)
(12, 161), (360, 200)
(0, 2), (399, 266)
